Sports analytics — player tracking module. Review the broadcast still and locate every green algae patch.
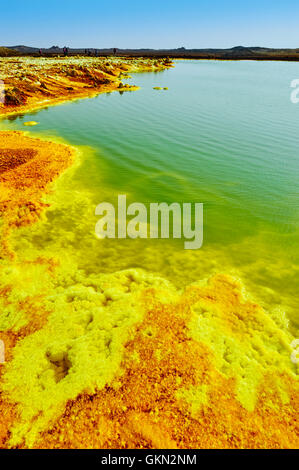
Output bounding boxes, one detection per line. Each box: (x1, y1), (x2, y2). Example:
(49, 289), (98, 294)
(2, 268), (171, 447)
(188, 278), (298, 412)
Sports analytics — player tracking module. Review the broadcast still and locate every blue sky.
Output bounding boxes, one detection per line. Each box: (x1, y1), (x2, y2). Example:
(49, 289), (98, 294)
(2, 1), (299, 49)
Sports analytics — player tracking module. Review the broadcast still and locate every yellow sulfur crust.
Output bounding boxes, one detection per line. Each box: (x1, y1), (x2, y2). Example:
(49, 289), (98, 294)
(0, 127), (298, 449)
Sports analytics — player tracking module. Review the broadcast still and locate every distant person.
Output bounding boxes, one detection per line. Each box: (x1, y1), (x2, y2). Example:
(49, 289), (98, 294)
(39, 49), (42, 56)
(113, 48), (117, 55)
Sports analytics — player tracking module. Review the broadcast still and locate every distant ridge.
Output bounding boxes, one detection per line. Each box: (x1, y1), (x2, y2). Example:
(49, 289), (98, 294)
(0, 46), (18, 56)
(2, 45), (299, 60)
(9, 45), (39, 53)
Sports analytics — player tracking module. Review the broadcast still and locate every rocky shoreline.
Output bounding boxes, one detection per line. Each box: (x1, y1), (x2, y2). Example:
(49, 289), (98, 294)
(0, 56), (173, 117)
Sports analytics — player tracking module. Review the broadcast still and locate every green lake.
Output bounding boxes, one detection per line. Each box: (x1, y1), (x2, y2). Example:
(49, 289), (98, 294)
(1, 60), (299, 334)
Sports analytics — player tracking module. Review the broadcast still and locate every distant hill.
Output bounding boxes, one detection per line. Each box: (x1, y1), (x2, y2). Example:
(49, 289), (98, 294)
(5, 45), (39, 54)
(0, 47), (19, 57)
(3, 45), (299, 60)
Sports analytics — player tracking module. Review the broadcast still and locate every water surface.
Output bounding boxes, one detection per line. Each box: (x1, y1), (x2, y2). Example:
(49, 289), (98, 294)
(2, 60), (299, 333)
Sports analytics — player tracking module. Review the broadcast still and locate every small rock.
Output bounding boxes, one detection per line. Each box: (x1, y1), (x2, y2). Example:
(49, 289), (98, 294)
(23, 121), (39, 126)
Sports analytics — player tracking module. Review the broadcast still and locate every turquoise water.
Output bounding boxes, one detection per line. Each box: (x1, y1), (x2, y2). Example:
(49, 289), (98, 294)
(2, 60), (299, 332)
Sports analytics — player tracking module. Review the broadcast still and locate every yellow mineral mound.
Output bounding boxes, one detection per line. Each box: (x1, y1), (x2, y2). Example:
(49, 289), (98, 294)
(0, 269), (297, 449)
(0, 131), (75, 255)
(23, 121), (39, 126)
